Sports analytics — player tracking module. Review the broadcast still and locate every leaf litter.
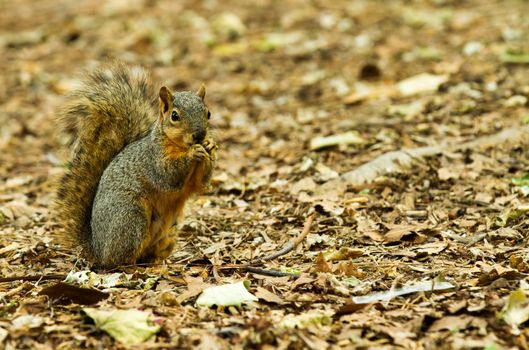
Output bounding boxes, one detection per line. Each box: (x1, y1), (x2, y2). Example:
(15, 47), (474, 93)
(1, 0), (529, 348)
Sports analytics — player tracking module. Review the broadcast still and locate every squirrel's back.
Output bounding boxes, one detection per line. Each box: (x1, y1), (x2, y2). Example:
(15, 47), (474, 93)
(56, 63), (157, 257)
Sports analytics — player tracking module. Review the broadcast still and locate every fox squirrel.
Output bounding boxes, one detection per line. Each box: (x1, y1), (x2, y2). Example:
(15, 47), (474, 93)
(55, 63), (217, 268)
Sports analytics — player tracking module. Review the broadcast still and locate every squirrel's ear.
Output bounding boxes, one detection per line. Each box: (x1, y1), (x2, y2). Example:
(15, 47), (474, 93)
(159, 86), (173, 114)
(197, 83), (206, 101)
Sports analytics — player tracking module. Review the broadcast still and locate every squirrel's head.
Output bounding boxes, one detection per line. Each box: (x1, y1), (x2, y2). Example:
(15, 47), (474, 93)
(158, 84), (210, 149)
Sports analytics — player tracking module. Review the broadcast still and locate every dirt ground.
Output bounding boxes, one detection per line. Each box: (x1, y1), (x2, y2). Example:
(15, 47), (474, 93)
(1, 0), (529, 349)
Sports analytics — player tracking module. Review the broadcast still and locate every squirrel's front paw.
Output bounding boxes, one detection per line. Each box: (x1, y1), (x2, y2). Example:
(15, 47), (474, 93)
(202, 139), (218, 156)
(190, 144), (208, 161)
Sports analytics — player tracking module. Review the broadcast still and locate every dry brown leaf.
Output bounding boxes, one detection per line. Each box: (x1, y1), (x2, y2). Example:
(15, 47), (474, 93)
(39, 282), (108, 305)
(175, 276), (211, 304)
(383, 222), (430, 243)
(255, 286), (284, 304)
(429, 315), (472, 332)
(314, 252), (332, 273)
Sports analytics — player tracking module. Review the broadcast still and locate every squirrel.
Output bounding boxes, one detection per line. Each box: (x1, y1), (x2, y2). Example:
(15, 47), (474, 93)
(55, 63), (217, 268)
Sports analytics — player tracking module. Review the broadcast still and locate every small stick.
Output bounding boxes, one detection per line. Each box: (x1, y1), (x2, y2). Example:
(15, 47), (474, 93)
(245, 267), (300, 278)
(0, 274), (67, 283)
(255, 212), (316, 263)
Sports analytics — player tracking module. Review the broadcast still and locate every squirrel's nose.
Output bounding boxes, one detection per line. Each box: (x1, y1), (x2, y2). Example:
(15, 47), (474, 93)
(193, 130), (206, 144)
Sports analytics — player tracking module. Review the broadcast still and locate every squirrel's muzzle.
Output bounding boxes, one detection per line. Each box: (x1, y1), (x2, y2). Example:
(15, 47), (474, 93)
(193, 130), (206, 144)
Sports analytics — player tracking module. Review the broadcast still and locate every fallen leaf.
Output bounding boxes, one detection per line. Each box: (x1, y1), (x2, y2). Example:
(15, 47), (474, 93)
(157, 291), (179, 306)
(383, 222), (429, 243)
(279, 311), (332, 329)
(83, 308), (160, 345)
(335, 301), (368, 315)
(314, 163), (339, 181)
(64, 271), (131, 289)
(413, 242), (448, 255)
(352, 276), (455, 304)
(39, 282), (108, 305)
(11, 315), (44, 330)
(343, 83), (395, 104)
(477, 265), (525, 286)
(314, 252), (332, 273)
(324, 247), (363, 261)
(495, 206), (529, 227)
(397, 73), (448, 96)
(290, 177), (317, 194)
(305, 233), (328, 247)
(0, 242), (19, 256)
(512, 174), (529, 196)
(196, 281), (258, 307)
(387, 101), (424, 119)
(499, 289), (529, 335)
(438, 167), (460, 181)
(212, 12), (246, 39)
(255, 286), (284, 304)
(310, 131), (366, 151)
(429, 315), (472, 332)
(176, 276), (211, 304)
(501, 51), (529, 64)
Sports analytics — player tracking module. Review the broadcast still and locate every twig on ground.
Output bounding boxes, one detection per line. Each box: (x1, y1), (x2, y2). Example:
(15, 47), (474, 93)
(245, 267), (300, 278)
(0, 274), (67, 283)
(254, 212), (317, 264)
(238, 212), (316, 278)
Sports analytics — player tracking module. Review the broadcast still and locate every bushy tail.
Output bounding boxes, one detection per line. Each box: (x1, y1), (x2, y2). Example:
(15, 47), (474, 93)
(55, 63), (157, 258)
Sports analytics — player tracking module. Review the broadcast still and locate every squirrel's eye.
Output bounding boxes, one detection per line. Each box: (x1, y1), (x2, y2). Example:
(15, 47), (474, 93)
(207, 110), (211, 119)
(171, 111), (180, 122)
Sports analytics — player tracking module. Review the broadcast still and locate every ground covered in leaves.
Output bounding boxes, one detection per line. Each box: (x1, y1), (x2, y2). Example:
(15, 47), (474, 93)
(1, 0), (529, 349)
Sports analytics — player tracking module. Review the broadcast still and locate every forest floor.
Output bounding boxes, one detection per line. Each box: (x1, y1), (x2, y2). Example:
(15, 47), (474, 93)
(1, 0), (529, 349)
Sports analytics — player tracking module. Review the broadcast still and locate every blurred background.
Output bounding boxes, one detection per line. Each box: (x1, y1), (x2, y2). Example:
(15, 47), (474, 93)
(1, 0), (528, 177)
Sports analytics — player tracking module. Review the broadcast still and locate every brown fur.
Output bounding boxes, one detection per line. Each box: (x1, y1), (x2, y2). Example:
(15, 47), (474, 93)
(162, 128), (189, 160)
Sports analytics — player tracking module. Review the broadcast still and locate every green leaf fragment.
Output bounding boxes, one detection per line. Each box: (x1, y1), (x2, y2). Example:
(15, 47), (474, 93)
(324, 247), (362, 261)
(495, 207), (529, 227)
(513, 174), (529, 196)
(341, 276), (362, 287)
(512, 174), (529, 186)
(83, 308), (160, 345)
(142, 277), (159, 291)
(196, 281), (258, 307)
(279, 267), (301, 275)
(499, 289), (529, 335)
(501, 52), (529, 64)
